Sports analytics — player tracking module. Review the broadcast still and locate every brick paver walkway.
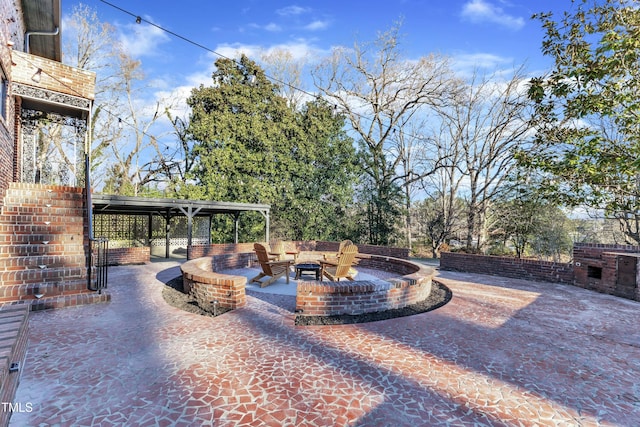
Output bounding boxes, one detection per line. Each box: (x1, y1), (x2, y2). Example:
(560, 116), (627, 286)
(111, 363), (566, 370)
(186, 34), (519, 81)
(9, 261), (640, 426)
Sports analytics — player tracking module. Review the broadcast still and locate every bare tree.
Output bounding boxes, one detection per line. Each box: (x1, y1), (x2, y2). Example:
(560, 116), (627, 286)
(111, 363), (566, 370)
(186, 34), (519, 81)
(63, 4), (176, 195)
(414, 119), (466, 257)
(152, 111), (196, 195)
(436, 67), (531, 250)
(313, 21), (457, 245)
(261, 48), (307, 110)
(63, 3), (126, 188)
(102, 53), (176, 195)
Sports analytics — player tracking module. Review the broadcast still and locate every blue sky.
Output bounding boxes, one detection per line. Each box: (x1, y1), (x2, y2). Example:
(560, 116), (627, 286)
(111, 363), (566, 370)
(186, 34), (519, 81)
(68, 0), (571, 91)
(62, 0), (574, 155)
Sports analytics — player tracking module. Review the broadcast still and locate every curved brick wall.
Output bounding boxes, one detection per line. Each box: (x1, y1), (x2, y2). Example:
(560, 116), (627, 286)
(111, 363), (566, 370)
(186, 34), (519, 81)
(181, 243), (436, 318)
(295, 256), (435, 317)
(180, 254), (252, 310)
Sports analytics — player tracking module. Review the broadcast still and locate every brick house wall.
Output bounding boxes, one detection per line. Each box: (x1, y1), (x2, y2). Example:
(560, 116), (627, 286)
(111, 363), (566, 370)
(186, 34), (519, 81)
(0, 2), (102, 313)
(11, 50), (95, 99)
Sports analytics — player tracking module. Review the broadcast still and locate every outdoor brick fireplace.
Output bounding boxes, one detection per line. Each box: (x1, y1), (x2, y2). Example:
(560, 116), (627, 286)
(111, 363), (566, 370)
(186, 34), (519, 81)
(573, 243), (640, 301)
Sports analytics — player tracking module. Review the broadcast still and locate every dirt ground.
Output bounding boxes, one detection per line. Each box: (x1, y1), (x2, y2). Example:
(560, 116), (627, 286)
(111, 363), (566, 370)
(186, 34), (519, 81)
(162, 276), (451, 325)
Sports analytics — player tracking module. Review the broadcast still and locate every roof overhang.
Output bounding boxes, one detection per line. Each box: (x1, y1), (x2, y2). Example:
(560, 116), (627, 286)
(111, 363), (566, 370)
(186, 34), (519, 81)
(91, 194), (271, 217)
(21, 0), (62, 62)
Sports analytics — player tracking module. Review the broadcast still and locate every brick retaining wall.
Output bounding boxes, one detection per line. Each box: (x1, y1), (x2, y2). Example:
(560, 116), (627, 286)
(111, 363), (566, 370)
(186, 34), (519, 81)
(440, 252), (574, 285)
(189, 241), (409, 260)
(315, 241), (409, 259)
(107, 247), (150, 265)
(188, 243), (255, 260)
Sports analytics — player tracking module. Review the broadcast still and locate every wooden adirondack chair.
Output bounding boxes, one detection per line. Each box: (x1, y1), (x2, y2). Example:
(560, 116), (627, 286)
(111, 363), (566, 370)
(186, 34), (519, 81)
(269, 240), (299, 262)
(319, 243), (359, 281)
(250, 243), (293, 288)
(323, 239), (353, 262)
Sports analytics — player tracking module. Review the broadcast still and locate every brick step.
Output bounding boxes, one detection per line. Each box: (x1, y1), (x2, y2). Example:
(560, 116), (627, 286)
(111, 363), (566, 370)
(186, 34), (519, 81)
(3, 185), (83, 197)
(0, 306), (29, 427)
(0, 243), (87, 257)
(0, 222), (84, 233)
(0, 206), (85, 217)
(7, 182), (84, 196)
(0, 233), (83, 245)
(1, 290), (110, 311)
(0, 278), (90, 301)
(0, 215), (84, 226)
(0, 266), (87, 286)
(32, 290), (111, 311)
(2, 194), (84, 205)
(0, 253), (87, 269)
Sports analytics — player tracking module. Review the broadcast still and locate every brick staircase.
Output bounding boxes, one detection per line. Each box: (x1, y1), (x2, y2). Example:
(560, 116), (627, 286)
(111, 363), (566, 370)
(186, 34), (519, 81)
(0, 183), (110, 310)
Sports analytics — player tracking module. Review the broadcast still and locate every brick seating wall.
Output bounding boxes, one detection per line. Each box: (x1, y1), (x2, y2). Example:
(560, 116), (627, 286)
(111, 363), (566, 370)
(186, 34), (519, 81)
(180, 256), (248, 310)
(182, 242), (434, 317)
(296, 256), (434, 317)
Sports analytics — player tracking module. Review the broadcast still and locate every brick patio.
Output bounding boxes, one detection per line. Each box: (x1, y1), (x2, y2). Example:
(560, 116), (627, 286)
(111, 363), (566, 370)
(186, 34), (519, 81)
(8, 261), (640, 426)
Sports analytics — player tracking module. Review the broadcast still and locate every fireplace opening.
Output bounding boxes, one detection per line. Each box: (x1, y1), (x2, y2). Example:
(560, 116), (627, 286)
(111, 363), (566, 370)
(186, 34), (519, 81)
(587, 265), (602, 280)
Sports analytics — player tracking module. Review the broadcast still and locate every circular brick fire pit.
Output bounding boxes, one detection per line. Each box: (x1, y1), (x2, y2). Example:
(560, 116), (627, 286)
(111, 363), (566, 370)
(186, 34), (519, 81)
(180, 243), (437, 319)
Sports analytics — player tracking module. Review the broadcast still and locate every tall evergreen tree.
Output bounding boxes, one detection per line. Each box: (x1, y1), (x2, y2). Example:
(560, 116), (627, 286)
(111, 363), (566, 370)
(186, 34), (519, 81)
(185, 55), (357, 241)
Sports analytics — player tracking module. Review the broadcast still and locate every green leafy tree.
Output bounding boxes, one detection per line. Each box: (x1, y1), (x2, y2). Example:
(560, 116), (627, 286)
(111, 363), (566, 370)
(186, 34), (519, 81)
(488, 170), (574, 260)
(185, 55), (357, 241)
(523, 0), (640, 244)
(277, 99), (358, 241)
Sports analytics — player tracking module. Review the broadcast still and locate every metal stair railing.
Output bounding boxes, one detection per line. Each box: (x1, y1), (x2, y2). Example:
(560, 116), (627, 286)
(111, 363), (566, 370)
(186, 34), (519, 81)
(88, 237), (108, 293)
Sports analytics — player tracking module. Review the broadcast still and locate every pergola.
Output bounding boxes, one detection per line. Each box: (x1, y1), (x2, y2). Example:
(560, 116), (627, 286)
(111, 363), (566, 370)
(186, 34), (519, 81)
(91, 194), (271, 258)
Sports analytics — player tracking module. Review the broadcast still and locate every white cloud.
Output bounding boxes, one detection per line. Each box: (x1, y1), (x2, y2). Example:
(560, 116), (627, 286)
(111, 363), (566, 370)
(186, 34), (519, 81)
(304, 20), (330, 31)
(213, 41), (327, 64)
(276, 5), (311, 16)
(118, 20), (171, 58)
(461, 0), (525, 30)
(265, 22), (283, 32)
(452, 52), (512, 74)
(248, 22), (282, 32)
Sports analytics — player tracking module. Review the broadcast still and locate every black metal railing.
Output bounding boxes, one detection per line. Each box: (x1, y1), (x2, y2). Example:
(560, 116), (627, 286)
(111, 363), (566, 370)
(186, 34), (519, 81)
(88, 237), (109, 293)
